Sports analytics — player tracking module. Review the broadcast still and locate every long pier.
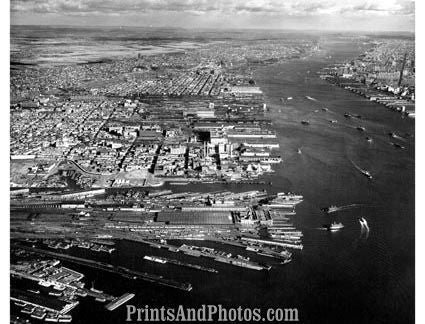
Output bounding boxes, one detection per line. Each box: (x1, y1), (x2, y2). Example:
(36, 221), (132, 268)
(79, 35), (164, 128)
(13, 243), (193, 291)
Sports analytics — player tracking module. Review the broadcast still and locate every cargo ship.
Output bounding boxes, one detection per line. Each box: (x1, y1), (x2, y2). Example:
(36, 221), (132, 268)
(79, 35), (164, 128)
(143, 255), (167, 264)
(157, 256), (218, 273)
(277, 192), (303, 200)
(265, 193), (303, 208)
(214, 256), (269, 271)
(179, 245), (270, 271)
(105, 293), (135, 311)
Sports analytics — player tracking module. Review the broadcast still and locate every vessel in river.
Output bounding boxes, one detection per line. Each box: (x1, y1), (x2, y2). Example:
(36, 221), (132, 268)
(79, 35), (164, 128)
(359, 217), (369, 229)
(323, 222), (344, 231)
(361, 170), (372, 179)
(321, 205), (339, 213)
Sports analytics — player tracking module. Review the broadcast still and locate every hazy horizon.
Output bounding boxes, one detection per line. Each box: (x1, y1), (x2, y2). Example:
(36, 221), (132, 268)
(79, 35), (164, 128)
(10, 0), (415, 32)
(10, 24), (415, 34)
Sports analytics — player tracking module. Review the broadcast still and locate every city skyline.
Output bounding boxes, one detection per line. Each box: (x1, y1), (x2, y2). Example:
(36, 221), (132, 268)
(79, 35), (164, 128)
(11, 0), (415, 32)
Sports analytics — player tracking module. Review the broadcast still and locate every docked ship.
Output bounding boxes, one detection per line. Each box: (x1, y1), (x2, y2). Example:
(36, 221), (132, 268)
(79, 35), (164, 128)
(45, 312), (59, 322)
(277, 192), (303, 200)
(179, 245), (270, 271)
(58, 314), (72, 323)
(143, 255), (167, 264)
(265, 192), (304, 208)
(30, 308), (46, 320)
(323, 222), (344, 231)
(105, 293), (135, 311)
(259, 157), (282, 164)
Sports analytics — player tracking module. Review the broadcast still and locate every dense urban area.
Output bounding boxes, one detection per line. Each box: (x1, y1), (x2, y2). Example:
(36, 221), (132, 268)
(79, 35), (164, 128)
(10, 32), (415, 323)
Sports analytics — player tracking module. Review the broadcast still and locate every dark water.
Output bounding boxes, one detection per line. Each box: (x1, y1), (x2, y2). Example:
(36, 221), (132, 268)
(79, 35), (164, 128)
(17, 39), (414, 324)
(252, 40), (415, 323)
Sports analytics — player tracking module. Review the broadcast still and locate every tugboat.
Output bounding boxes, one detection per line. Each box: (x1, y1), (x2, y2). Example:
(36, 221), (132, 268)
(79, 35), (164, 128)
(323, 222), (344, 231)
(359, 217), (368, 228)
(361, 169), (372, 179)
(391, 142), (405, 149)
(321, 205), (339, 213)
(301, 120), (310, 125)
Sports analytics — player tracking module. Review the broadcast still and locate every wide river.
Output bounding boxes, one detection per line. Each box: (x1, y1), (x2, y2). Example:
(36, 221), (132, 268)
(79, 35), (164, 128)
(22, 38), (414, 324)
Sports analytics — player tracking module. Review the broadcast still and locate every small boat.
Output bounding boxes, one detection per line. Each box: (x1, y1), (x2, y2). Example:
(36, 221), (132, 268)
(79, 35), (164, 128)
(366, 137), (373, 143)
(361, 169), (372, 179)
(323, 222), (344, 231)
(359, 217), (368, 227)
(322, 107), (329, 111)
(58, 315), (72, 323)
(321, 205), (339, 213)
(329, 119), (338, 123)
(90, 287), (103, 294)
(287, 97), (293, 100)
(297, 148), (302, 154)
(356, 126), (366, 132)
(301, 120), (310, 125)
(344, 113), (352, 118)
(45, 312), (59, 322)
(391, 142), (405, 149)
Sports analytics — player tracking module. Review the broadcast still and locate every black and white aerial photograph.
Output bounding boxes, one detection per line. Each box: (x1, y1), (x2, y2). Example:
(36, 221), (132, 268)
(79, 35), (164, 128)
(7, 0), (418, 323)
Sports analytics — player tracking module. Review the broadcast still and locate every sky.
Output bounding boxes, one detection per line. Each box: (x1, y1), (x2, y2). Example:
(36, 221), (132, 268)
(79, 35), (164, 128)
(10, 0), (415, 32)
